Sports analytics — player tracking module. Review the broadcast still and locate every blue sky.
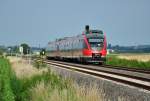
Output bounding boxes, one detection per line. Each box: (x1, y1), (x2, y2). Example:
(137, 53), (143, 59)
(0, 0), (150, 47)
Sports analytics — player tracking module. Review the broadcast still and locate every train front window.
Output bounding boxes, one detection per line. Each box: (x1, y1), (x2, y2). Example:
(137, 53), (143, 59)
(88, 38), (104, 50)
(88, 39), (103, 43)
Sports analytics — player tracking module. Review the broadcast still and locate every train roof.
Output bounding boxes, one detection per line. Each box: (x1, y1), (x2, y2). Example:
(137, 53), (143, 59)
(48, 29), (104, 44)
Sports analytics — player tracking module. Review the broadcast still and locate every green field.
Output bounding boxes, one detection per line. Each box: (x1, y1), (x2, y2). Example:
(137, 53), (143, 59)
(106, 55), (150, 69)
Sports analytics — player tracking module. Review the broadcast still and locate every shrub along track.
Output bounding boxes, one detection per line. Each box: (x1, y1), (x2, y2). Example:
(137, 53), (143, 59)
(42, 59), (150, 91)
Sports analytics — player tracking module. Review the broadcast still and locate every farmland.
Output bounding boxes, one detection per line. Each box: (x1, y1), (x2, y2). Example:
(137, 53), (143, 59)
(106, 54), (150, 69)
(117, 53), (150, 62)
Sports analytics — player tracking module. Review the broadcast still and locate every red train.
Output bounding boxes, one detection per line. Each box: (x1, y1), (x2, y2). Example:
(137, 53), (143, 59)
(46, 26), (107, 64)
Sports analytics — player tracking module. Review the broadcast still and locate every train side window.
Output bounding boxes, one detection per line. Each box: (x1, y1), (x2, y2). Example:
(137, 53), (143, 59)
(78, 39), (82, 49)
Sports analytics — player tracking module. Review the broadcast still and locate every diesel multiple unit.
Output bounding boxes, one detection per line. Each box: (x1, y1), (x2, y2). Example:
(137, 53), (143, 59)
(46, 26), (107, 64)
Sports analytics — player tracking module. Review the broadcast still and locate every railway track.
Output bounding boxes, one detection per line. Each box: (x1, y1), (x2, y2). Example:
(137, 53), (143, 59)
(100, 64), (150, 74)
(42, 59), (150, 91)
(34, 57), (150, 74)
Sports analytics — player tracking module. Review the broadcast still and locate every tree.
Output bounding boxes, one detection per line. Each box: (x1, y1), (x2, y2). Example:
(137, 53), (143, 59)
(40, 48), (46, 56)
(108, 43), (112, 49)
(20, 43), (30, 55)
(0, 49), (3, 56)
(13, 46), (19, 53)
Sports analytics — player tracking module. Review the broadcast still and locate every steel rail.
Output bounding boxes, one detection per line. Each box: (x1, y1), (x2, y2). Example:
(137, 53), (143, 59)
(46, 60), (150, 81)
(44, 60), (150, 91)
(100, 64), (150, 74)
(34, 57), (150, 74)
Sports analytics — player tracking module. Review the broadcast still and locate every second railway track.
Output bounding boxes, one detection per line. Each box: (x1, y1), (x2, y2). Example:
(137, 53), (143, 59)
(100, 64), (150, 74)
(42, 59), (150, 91)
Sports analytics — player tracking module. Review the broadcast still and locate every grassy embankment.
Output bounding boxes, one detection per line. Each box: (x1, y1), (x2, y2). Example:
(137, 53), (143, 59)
(0, 57), (103, 101)
(0, 58), (15, 101)
(106, 54), (150, 69)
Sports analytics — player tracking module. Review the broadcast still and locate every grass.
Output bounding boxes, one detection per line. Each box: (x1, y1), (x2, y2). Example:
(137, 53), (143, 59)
(117, 53), (150, 62)
(3, 57), (104, 101)
(12, 71), (67, 101)
(10, 58), (47, 79)
(30, 80), (103, 101)
(106, 55), (150, 69)
(0, 57), (71, 101)
(11, 68), (103, 101)
(2, 55), (149, 101)
(33, 59), (47, 69)
(0, 58), (15, 101)
(3, 56), (143, 101)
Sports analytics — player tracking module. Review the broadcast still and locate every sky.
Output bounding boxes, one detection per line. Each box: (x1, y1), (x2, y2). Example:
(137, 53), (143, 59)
(0, 0), (150, 47)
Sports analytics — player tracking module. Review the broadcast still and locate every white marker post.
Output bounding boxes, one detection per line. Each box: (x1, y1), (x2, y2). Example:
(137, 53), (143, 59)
(19, 46), (23, 59)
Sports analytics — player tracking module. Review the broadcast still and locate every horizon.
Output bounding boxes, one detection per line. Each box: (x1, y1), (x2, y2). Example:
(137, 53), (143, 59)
(1, 43), (150, 48)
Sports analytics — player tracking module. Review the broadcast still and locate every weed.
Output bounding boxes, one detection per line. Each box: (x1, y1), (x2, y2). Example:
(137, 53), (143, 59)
(9, 57), (104, 101)
(33, 59), (47, 69)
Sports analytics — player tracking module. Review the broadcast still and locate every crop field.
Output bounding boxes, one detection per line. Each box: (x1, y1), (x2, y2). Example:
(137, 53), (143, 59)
(106, 54), (150, 69)
(117, 53), (150, 62)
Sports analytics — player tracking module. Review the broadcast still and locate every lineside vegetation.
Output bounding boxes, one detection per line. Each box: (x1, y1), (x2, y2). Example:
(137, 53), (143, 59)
(0, 58), (15, 101)
(0, 57), (104, 101)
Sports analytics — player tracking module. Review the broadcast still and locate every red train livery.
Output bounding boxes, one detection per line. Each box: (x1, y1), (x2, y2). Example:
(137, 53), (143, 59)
(46, 26), (107, 64)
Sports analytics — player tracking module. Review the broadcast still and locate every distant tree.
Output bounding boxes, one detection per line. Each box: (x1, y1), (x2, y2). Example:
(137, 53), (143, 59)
(20, 43), (30, 55)
(0, 46), (6, 56)
(40, 48), (46, 56)
(108, 43), (112, 49)
(13, 46), (19, 53)
(0, 49), (3, 56)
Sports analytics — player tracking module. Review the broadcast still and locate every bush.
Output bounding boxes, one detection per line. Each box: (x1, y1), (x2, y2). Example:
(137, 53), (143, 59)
(0, 50), (3, 57)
